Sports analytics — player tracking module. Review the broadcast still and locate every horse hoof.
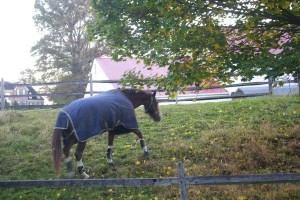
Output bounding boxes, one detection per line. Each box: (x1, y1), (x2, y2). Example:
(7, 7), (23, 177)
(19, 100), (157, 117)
(77, 166), (90, 179)
(64, 171), (75, 179)
(81, 172), (90, 179)
(143, 151), (149, 157)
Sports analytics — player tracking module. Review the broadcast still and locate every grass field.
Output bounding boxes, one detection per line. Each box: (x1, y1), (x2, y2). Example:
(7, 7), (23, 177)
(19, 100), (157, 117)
(0, 95), (299, 199)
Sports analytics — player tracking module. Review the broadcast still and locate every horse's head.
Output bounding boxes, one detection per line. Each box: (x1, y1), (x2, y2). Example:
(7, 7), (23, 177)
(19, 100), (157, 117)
(144, 91), (161, 122)
(121, 89), (161, 121)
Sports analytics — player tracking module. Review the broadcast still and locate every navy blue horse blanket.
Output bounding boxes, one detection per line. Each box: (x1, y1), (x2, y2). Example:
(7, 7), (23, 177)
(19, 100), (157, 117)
(54, 89), (138, 142)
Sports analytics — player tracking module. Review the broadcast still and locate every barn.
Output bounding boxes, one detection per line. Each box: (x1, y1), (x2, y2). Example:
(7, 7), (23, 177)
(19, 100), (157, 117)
(85, 56), (228, 100)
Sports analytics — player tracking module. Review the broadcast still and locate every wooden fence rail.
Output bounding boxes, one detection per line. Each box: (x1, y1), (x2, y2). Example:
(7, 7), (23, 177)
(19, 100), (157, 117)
(1, 163), (300, 200)
(2, 76), (297, 111)
(1, 173), (299, 189)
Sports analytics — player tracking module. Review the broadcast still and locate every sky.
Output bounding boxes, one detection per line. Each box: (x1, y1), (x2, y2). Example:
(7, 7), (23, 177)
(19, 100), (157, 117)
(0, 0), (41, 82)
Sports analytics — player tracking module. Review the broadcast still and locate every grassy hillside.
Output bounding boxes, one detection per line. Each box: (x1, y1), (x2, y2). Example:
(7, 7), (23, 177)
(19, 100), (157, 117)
(0, 95), (299, 199)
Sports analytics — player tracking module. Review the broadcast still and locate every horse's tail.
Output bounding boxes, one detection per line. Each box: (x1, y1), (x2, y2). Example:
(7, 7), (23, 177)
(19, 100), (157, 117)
(52, 129), (62, 176)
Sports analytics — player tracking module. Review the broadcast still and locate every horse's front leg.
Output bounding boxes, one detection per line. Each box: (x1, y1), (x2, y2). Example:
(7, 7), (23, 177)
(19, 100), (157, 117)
(75, 142), (90, 179)
(106, 132), (115, 166)
(133, 129), (149, 157)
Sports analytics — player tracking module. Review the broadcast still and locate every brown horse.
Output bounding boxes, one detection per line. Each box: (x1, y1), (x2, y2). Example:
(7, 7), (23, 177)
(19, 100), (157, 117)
(52, 89), (161, 178)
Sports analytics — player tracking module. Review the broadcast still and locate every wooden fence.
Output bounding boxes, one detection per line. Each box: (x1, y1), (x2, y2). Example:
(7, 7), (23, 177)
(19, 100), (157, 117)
(1, 163), (300, 200)
(2, 76), (297, 111)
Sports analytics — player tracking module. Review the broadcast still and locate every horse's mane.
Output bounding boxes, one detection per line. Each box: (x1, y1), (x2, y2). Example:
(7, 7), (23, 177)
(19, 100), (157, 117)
(121, 89), (152, 96)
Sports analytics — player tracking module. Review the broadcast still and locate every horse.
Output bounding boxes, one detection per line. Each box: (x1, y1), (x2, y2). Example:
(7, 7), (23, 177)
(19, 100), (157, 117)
(52, 89), (161, 178)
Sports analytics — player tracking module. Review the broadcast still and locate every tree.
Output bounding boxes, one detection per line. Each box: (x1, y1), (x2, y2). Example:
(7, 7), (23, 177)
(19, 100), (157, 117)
(32, 0), (111, 103)
(89, 0), (300, 93)
(19, 68), (38, 83)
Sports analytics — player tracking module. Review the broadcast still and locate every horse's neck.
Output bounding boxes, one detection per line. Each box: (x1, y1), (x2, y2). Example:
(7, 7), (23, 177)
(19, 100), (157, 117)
(123, 92), (147, 109)
(126, 95), (144, 108)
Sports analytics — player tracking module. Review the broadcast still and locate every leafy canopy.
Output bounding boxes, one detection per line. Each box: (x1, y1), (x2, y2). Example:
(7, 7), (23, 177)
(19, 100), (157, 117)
(89, 0), (300, 93)
(31, 0), (111, 103)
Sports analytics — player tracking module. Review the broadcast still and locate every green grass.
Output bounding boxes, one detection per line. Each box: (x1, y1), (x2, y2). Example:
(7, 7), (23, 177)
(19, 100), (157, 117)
(0, 96), (300, 199)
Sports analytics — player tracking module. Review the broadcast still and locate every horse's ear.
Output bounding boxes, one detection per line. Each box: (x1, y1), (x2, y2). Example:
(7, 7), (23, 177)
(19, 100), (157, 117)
(153, 91), (156, 97)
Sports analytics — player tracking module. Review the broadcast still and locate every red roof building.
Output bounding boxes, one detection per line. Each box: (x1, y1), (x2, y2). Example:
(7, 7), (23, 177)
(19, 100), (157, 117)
(85, 56), (228, 98)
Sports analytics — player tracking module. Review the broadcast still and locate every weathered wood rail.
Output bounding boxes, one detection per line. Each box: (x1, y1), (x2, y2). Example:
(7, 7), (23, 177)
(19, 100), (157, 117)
(1, 163), (299, 200)
(1, 173), (299, 189)
(2, 76), (298, 111)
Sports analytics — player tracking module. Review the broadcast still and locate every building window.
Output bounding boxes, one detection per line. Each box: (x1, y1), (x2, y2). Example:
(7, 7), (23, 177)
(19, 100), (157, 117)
(16, 90), (26, 96)
(28, 92), (32, 100)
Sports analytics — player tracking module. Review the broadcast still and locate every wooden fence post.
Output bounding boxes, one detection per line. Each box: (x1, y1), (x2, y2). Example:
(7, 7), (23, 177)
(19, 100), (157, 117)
(268, 76), (273, 95)
(178, 162), (188, 200)
(1, 78), (5, 112)
(89, 73), (93, 96)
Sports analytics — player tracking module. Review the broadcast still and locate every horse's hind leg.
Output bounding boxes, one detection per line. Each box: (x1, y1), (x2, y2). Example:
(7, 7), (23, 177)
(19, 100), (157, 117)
(75, 142), (90, 179)
(106, 132), (115, 166)
(133, 129), (149, 157)
(63, 137), (76, 178)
